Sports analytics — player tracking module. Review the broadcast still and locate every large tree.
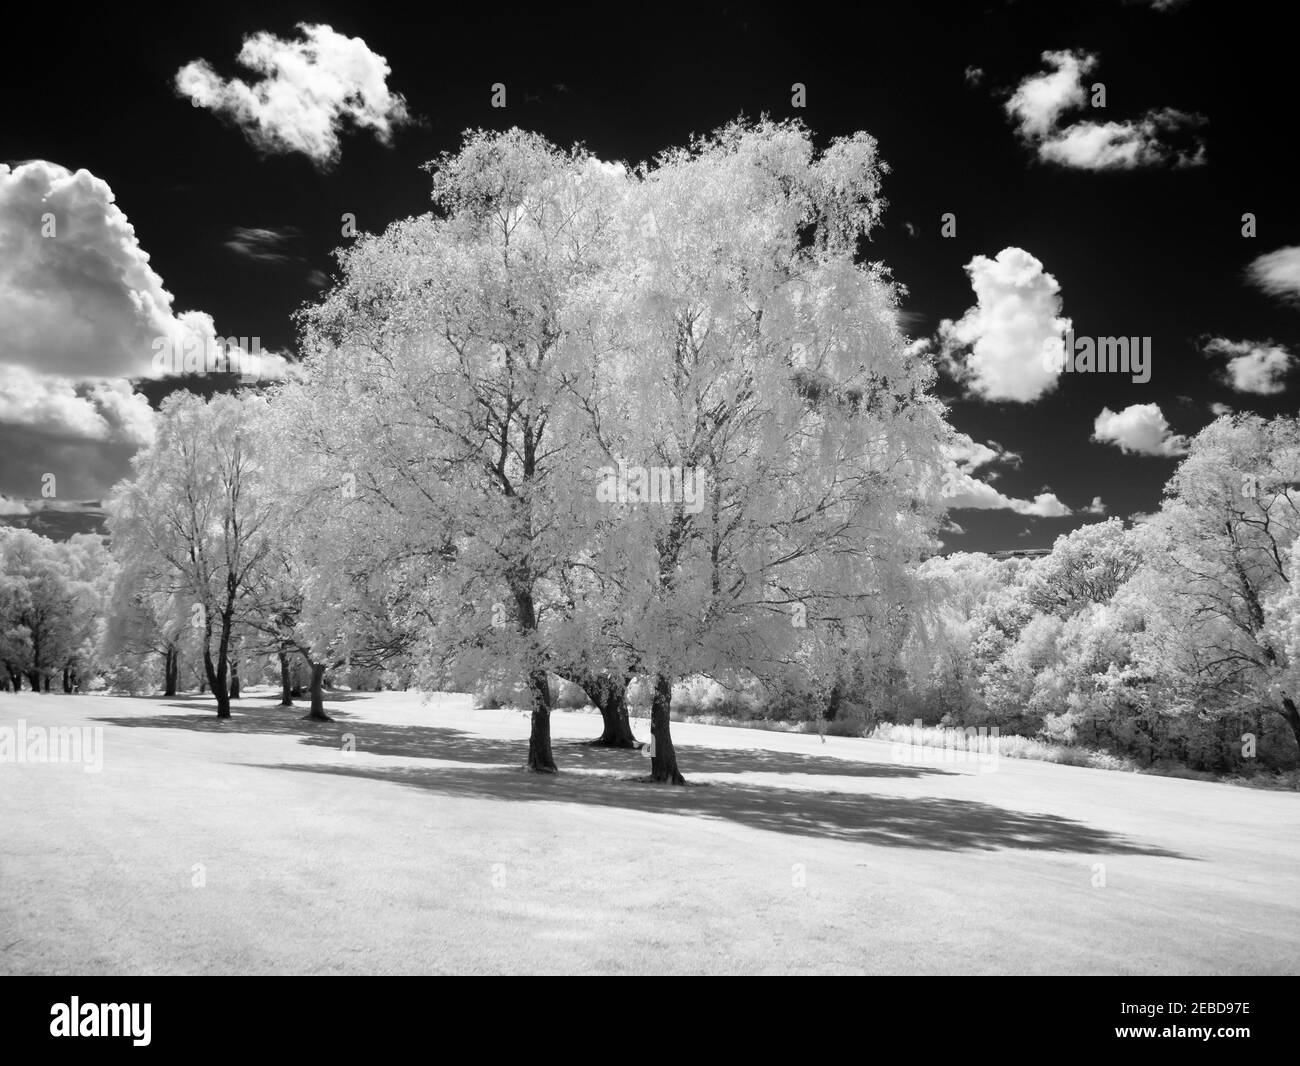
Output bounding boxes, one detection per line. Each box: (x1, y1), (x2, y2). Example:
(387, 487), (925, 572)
(563, 119), (948, 782)
(289, 129), (627, 770)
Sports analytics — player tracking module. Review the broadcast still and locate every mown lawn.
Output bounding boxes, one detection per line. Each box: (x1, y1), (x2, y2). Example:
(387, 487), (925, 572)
(2, 689), (1297, 974)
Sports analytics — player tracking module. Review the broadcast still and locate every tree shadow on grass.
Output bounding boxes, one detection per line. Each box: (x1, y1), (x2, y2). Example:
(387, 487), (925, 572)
(259, 759), (1190, 857)
(88, 703), (1191, 856)
(90, 706), (951, 780)
(104, 691), (371, 706)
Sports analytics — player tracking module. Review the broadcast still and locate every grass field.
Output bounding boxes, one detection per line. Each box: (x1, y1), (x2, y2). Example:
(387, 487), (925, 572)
(2, 689), (1297, 975)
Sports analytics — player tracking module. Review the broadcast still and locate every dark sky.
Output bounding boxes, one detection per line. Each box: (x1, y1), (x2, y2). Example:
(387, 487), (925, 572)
(2, 0), (1295, 550)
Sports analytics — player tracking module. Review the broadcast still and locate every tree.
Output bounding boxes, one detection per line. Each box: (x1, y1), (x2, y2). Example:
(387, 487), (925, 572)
(0, 528), (108, 692)
(289, 129), (627, 768)
(107, 392), (274, 718)
(563, 119), (947, 782)
(103, 551), (187, 696)
(1022, 518), (1141, 617)
(1140, 414), (1300, 759)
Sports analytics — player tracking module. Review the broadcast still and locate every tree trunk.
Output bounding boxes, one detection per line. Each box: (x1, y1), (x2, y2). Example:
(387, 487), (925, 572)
(824, 682), (841, 722)
(511, 577), (556, 771)
(163, 646), (178, 697)
(302, 663), (332, 721)
(62, 666), (72, 693)
(526, 668), (557, 772)
(278, 650), (293, 706)
(1280, 696), (1300, 762)
(42, 674), (50, 692)
(649, 672), (686, 784)
(582, 672), (637, 748)
(204, 646), (230, 719)
(228, 655), (241, 699)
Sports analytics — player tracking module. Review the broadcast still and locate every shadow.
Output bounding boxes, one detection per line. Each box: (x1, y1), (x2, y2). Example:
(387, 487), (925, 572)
(89, 701), (1191, 856)
(260, 760), (1191, 857)
(92, 701), (363, 733)
(90, 706), (945, 780)
(102, 690), (371, 705)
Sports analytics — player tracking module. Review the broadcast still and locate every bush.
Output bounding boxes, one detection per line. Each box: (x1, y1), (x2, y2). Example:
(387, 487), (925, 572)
(548, 675), (589, 709)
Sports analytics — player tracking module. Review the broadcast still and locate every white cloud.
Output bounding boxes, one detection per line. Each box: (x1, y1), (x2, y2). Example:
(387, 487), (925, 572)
(938, 247), (1070, 402)
(1017, 492), (1073, 518)
(0, 365), (112, 440)
(0, 162), (290, 387)
(0, 365), (155, 445)
(88, 380), (157, 446)
(1083, 496), (1107, 515)
(1005, 49), (1096, 140)
(1203, 337), (1293, 395)
(964, 66), (985, 87)
(0, 495), (30, 516)
(1038, 109), (1206, 170)
(1092, 403), (1188, 456)
(943, 432), (1022, 483)
(1004, 51), (1205, 170)
(0, 161), (287, 499)
(944, 432), (1000, 472)
(176, 23), (411, 167)
(942, 463), (1074, 517)
(0, 161), (223, 381)
(1246, 246), (1300, 305)
(1210, 401), (1233, 416)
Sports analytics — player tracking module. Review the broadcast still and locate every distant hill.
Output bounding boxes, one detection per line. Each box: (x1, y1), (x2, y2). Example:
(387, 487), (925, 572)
(0, 500), (108, 542)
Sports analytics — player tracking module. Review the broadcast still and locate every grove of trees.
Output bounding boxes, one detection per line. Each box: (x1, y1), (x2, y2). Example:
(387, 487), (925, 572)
(4, 122), (1297, 782)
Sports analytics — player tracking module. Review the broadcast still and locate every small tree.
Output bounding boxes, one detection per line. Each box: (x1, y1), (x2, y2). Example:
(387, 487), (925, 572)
(107, 392), (274, 718)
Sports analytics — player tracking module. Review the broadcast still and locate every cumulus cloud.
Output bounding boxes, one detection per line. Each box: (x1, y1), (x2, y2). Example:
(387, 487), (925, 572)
(0, 495), (31, 516)
(175, 23), (411, 167)
(942, 435), (1075, 517)
(1202, 337), (1293, 395)
(88, 380), (157, 446)
(1246, 246), (1300, 305)
(1014, 492), (1073, 518)
(1092, 403), (1189, 456)
(944, 431), (1022, 479)
(938, 247), (1070, 402)
(1210, 401), (1234, 416)
(0, 162), (291, 384)
(0, 367), (157, 448)
(0, 161), (224, 381)
(0, 160), (288, 498)
(0, 365), (115, 441)
(964, 66), (985, 87)
(942, 464), (1074, 517)
(1005, 49), (1096, 140)
(1004, 50), (1205, 169)
(1038, 109), (1206, 170)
